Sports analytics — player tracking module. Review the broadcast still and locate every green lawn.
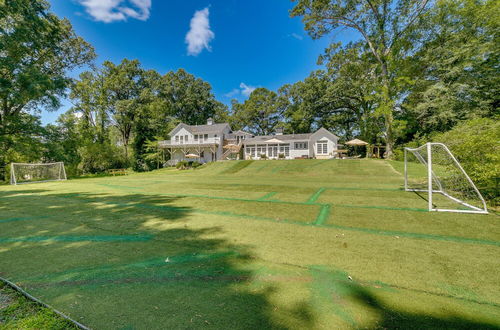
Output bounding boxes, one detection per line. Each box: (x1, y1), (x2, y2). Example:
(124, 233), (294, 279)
(0, 159), (499, 329)
(0, 282), (78, 329)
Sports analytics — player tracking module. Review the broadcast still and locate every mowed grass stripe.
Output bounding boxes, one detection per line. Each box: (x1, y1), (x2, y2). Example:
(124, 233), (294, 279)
(307, 187), (326, 203)
(322, 221), (500, 247)
(1, 159), (499, 329)
(0, 216), (50, 223)
(8, 192), (498, 247)
(0, 234), (153, 243)
(95, 183), (429, 213)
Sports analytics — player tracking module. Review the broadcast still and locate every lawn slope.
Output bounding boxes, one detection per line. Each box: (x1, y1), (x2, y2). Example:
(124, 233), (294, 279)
(0, 159), (498, 329)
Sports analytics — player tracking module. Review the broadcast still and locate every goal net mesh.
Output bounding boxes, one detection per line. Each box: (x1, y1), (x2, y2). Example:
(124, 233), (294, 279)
(10, 162), (67, 185)
(405, 143), (487, 213)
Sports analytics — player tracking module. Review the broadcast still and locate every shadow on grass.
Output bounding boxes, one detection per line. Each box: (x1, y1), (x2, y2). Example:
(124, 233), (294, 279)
(1, 189), (498, 329)
(0, 189), (314, 329)
(348, 280), (499, 329)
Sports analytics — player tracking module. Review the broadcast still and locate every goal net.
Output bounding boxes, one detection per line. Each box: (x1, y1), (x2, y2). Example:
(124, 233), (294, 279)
(404, 143), (488, 214)
(10, 162), (67, 185)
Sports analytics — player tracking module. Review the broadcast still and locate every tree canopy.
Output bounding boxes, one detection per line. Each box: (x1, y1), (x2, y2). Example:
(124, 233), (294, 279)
(0, 0), (95, 179)
(1, 0), (498, 204)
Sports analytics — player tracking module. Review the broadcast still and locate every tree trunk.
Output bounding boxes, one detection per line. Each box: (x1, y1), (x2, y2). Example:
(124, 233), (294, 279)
(124, 142), (129, 164)
(380, 62), (394, 159)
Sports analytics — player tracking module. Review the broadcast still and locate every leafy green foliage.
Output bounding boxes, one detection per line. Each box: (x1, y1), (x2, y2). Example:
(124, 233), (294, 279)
(231, 88), (284, 135)
(403, 0), (500, 137)
(0, 0), (94, 180)
(175, 160), (202, 170)
(77, 143), (126, 174)
(291, 0), (433, 157)
(0, 283), (78, 329)
(432, 118), (500, 203)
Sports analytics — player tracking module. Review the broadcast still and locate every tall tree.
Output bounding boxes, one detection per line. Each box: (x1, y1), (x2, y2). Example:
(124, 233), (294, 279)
(402, 0), (500, 138)
(70, 71), (110, 144)
(160, 69), (227, 125)
(103, 59), (147, 162)
(280, 71), (329, 134)
(291, 0), (431, 157)
(232, 88), (284, 135)
(319, 43), (382, 142)
(0, 0), (94, 179)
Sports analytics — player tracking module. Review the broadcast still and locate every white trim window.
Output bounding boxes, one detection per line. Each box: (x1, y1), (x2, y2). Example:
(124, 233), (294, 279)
(294, 142), (308, 149)
(279, 144), (290, 157)
(316, 140), (328, 154)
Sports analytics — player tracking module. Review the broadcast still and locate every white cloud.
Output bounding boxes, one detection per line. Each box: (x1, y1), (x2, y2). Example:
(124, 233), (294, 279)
(224, 89), (240, 98)
(185, 7), (215, 56)
(290, 33), (303, 40)
(224, 83), (257, 98)
(77, 0), (151, 23)
(240, 83), (256, 97)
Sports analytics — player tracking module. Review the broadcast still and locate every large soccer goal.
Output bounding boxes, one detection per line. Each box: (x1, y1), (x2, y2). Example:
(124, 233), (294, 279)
(10, 162), (67, 185)
(404, 143), (488, 214)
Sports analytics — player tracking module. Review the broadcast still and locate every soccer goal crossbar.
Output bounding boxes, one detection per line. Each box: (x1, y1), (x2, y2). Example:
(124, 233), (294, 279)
(404, 143), (488, 214)
(10, 162), (67, 185)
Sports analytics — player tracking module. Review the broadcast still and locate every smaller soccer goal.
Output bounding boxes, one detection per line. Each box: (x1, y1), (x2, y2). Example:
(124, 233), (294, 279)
(404, 143), (488, 214)
(10, 162), (67, 185)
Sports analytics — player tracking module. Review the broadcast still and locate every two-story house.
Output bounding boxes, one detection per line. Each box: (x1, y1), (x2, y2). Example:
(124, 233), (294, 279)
(158, 118), (251, 165)
(159, 119), (341, 164)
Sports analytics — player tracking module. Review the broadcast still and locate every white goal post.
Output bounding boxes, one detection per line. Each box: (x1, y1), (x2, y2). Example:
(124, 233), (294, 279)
(10, 162), (67, 185)
(404, 143), (488, 214)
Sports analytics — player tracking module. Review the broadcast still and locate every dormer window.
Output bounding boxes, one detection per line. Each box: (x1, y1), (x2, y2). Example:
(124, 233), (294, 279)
(175, 136), (179, 142)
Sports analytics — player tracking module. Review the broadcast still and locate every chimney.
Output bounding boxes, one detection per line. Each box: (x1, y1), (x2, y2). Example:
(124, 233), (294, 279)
(207, 118), (213, 125)
(275, 127), (283, 135)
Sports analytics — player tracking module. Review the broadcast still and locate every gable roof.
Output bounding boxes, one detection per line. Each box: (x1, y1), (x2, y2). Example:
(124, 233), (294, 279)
(169, 122), (230, 136)
(243, 128), (339, 144)
(310, 127), (340, 141)
(232, 130), (253, 136)
(243, 133), (312, 144)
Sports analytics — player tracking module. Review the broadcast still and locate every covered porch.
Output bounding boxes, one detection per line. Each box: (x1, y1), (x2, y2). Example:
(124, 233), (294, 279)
(245, 138), (291, 159)
(158, 142), (219, 165)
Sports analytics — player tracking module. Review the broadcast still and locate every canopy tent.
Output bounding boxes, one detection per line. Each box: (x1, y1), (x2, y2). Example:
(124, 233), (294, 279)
(346, 139), (369, 146)
(345, 139), (369, 158)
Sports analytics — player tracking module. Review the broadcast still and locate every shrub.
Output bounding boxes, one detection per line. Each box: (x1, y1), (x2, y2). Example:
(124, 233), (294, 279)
(176, 161), (188, 170)
(176, 161), (202, 170)
(278, 153), (285, 159)
(431, 118), (499, 204)
(260, 154), (267, 160)
(77, 143), (127, 174)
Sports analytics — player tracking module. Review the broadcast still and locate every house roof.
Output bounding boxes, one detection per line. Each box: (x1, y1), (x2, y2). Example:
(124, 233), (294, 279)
(169, 122), (230, 136)
(232, 130), (253, 136)
(243, 133), (312, 144)
(243, 128), (339, 144)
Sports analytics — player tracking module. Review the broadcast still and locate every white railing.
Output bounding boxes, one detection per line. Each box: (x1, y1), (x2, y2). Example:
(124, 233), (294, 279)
(160, 137), (221, 146)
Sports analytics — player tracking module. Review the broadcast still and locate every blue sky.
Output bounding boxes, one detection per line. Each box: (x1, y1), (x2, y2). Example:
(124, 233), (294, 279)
(43, 0), (354, 124)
